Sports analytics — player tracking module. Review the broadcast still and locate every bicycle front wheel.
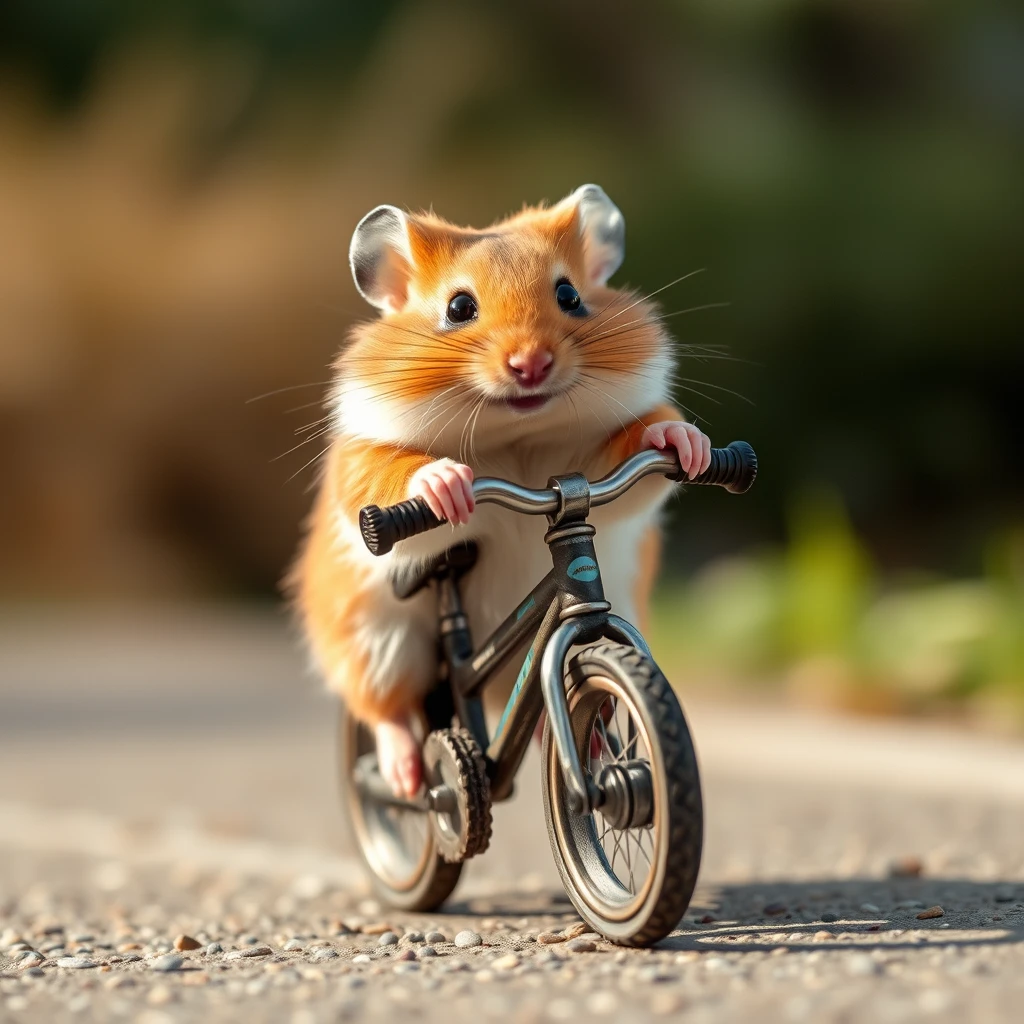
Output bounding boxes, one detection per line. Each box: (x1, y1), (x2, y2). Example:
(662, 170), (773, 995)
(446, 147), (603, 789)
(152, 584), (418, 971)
(541, 643), (703, 946)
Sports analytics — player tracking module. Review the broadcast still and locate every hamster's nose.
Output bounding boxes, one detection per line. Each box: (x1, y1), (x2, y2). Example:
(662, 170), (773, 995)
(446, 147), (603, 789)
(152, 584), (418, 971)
(507, 350), (553, 388)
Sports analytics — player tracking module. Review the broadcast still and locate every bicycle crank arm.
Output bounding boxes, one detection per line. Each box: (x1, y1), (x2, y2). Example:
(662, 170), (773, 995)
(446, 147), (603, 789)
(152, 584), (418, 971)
(352, 754), (457, 814)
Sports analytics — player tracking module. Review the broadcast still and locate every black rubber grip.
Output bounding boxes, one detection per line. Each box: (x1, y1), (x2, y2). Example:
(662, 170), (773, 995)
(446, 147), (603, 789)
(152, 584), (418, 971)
(671, 440), (758, 493)
(359, 497), (445, 556)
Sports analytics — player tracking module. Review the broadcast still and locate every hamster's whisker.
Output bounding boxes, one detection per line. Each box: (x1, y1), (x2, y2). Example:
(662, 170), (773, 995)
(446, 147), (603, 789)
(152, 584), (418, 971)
(675, 377), (753, 405)
(284, 442), (333, 485)
(562, 391), (585, 465)
(375, 322), (487, 352)
(425, 394), (477, 454)
(577, 302), (731, 347)
(574, 379), (635, 436)
(294, 417), (330, 435)
(408, 384), (463, 428)
(579, 269), (707, 339)
(284, 399), (329, 415)
(271, 425), (332, 463)
(459, 394), (488, 466)
(246, 380), (333, 404)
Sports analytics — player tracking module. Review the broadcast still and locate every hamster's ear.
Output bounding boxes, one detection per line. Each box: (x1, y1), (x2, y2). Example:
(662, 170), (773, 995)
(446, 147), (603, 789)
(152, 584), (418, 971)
(349, 204), (414, 313)
(562, 184), (625, 286)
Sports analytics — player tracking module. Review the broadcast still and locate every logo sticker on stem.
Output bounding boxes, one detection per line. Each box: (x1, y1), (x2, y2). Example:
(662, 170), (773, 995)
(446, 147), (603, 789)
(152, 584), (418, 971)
(567, 555), (599, 582)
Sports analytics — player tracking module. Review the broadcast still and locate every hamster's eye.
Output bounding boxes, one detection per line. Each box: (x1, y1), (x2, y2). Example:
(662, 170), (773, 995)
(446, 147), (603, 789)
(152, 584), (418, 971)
(555, 280), (583, 314)
(446, 292), (478, 325)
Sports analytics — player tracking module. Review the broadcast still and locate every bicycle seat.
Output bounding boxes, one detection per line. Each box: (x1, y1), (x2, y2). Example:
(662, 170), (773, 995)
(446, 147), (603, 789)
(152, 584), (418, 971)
(390, 541), (479, 600)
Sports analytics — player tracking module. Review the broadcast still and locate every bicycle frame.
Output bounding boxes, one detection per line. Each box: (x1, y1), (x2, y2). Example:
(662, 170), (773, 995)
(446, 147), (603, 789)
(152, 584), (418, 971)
(431, 474), (651, 814)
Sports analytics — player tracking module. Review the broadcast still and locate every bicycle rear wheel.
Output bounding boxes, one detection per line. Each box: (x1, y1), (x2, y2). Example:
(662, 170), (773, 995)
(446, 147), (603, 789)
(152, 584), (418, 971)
(541, 643), (703, 946)
(338, 703), (462, 911)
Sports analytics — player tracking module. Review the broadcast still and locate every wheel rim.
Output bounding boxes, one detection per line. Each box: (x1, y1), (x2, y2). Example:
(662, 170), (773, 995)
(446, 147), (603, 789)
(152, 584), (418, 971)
(345, 717), (433, 892)
(548, 674), (665, 922)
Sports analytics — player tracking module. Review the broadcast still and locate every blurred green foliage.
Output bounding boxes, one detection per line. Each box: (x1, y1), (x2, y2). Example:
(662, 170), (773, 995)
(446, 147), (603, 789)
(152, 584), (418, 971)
(652, 496), (1024, 717)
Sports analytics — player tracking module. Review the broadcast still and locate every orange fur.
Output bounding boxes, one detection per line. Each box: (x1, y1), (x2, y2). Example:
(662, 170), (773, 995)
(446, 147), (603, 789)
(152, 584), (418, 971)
(292, 188), (693, 730)
(632, 526), (662, 634)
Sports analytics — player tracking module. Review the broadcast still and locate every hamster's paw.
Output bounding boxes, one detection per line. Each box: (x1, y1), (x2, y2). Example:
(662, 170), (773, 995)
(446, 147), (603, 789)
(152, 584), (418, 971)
(409, 459), (475, 525)
(642, 420), (712, 480)
(375, 717), (423, 798)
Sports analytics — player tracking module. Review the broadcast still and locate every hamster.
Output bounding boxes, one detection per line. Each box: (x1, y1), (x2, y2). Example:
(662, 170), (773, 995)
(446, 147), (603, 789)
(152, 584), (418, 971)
(289, 184), (712, 797)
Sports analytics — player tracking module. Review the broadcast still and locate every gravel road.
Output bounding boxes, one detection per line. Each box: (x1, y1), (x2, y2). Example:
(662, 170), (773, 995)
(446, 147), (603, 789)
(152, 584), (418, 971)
(2, 609), (1023, 1023)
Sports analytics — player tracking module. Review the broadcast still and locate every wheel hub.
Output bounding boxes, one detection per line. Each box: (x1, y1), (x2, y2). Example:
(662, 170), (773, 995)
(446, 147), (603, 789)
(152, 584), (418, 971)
(595, 760), (654, 830)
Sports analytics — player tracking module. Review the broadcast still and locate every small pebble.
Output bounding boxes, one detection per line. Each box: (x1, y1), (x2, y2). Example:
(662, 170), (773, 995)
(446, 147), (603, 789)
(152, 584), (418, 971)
(352, 954), (371, 964)
(820, 912), (838, 923)
(454, 930), (482, 948)
(860, 903), (881, 914)
(812, 931), (834, 942)
(917, 906), (945, 920)
(174, 935), (202, 951)
(378, 932), (399, 947)
(22, 967), (45, 978)
(283, 940), (304, 951)
(418, 945), (437, 958)
(492, 953), (520, 971)
(205, 943), (223, 955)
(396, 949), (416, 962)
(698, 914), (717, 924)
(402, 931), (424, 944)
(537, 932), (567, 945)
(563, 923), (587, 939)
(225, 945), (273, 959)
(117, 943), (142, 952)
(425, 931), (447, 944)
(567, 939), (597, 953)
(242, 934), (260, 945)
(17, 951), (44, 968)
(763, 902), (787, 916)
(361, 923), (394, 936)
(56, 957), (98, 969)
(310, 947), (339, 961)
(150, 953), (185, 973)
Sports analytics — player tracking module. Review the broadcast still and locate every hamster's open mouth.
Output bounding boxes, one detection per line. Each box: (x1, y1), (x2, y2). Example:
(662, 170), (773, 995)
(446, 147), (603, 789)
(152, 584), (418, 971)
(505, 394), (551, 412)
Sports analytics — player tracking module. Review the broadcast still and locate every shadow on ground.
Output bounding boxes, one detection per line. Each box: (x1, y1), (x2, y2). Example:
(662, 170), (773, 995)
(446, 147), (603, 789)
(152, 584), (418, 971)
(443, 879), (1024, 952)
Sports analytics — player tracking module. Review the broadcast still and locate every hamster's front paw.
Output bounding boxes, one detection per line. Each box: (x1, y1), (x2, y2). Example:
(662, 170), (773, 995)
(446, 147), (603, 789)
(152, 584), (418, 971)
(642, 421), (712, 480)
(409, 458), (475, 525)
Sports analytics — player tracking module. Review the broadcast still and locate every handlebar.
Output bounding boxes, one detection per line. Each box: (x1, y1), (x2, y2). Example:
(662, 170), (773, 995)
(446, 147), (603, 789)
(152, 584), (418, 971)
(359, 440), (757, 556)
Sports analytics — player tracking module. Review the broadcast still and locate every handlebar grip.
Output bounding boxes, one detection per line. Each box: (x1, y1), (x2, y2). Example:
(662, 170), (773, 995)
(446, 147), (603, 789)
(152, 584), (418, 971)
(359, 497), (445, 556)
(673, 440), (758, 493)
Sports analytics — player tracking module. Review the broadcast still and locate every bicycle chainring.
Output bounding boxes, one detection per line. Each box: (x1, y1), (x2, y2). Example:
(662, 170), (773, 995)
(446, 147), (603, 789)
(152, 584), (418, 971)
(422, 728), (493, 863)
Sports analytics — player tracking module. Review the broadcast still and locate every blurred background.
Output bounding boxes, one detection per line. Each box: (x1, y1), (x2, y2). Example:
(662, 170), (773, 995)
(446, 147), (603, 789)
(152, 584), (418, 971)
(1, 0), (1022, 726)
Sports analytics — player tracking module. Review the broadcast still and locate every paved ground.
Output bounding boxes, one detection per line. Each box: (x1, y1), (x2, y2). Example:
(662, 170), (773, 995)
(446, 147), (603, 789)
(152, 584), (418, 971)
(2, 608), (1024, 1023)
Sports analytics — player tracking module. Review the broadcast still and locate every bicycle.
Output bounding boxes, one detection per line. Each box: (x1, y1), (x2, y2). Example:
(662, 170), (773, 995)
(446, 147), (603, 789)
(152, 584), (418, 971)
(343, 440), (757, 946)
